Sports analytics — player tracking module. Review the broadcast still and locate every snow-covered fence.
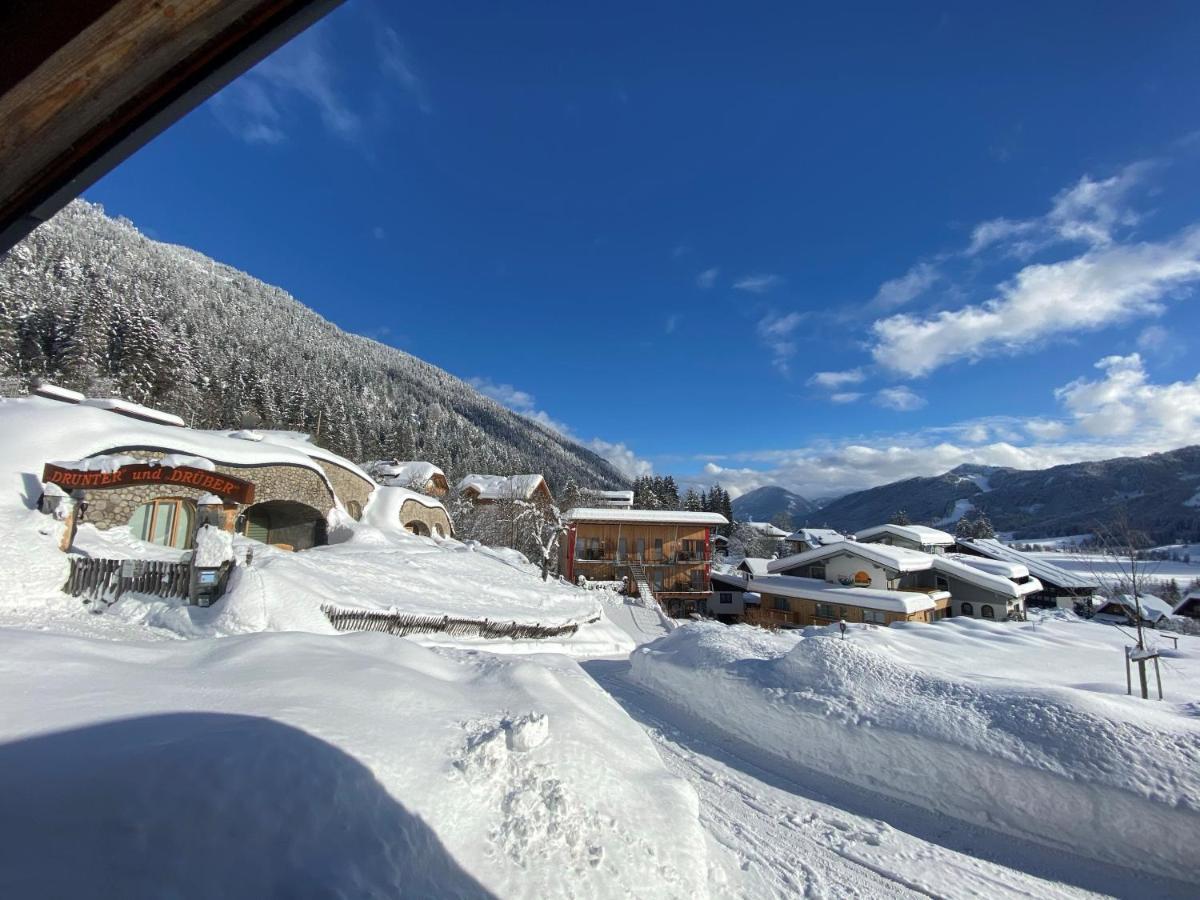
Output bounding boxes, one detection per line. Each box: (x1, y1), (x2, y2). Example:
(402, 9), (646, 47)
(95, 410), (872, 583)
(63, 557), (228, 605)
(321, 605), (598, 641)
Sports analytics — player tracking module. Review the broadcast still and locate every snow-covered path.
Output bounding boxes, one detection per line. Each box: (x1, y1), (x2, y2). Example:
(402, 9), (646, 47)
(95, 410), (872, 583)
(584, 659), (1193, 900)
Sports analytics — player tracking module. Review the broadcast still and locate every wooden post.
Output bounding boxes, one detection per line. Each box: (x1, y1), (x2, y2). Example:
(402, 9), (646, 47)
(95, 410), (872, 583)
(1125, 646), (1131, 696)
(1154, 656), (1163, 701)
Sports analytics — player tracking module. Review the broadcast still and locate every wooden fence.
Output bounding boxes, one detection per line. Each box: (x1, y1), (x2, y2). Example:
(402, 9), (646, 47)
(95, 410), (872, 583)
(63, 557), (231, 605)
(321, 605), (597, 641)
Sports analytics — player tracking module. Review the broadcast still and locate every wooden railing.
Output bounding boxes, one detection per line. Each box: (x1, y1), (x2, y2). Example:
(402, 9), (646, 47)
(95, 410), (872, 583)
(321, 605), (600, 641)
(64, 557), (192, 604)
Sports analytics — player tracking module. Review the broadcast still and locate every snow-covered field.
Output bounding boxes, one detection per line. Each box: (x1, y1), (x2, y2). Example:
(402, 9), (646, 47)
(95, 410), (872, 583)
(627, 616), (1200, 887)
(1028, 549), (1200, 588)
(0, 627), (708, 898)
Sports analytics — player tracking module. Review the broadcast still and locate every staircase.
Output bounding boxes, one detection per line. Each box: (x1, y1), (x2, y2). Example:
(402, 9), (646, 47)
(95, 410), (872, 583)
(627, 561), (677, 631)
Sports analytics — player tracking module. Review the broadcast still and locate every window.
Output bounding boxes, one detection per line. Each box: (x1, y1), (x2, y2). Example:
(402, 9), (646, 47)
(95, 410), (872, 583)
(617, 537), (627, 561)
(935, 575), (949, 591)
(654, 537), (664, 560)
(809, 564), (826, 580)
(719, 592), (733, 605)
(653, 569), (665, 590)
(981, 604), (996, 619)
(690, 569), (704, 591)
(636, 538), (645, 559)
(772, 596), (790, 611)
(128, 498), (195, 549)
(863, 609), (886, 624)
(960, 601), (974, 616)
(815, 603), (836, 619)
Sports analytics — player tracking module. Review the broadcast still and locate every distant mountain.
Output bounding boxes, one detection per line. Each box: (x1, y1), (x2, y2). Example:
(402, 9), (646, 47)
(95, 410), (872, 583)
(799, 451), (1200, 544)
(0, 201), (628, 493)
(732, 485), (817, 529)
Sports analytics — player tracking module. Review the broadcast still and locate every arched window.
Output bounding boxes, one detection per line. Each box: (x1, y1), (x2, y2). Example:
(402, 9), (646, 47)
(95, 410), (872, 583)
(432, 523), (445, 538)
(960, 601), (974, 617)
(129, 498), (195, 549)
(981, 604), (996, 619)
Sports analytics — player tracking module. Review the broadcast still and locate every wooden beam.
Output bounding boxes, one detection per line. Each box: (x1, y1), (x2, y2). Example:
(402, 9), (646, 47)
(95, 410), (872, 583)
(0, 0), (344, 254)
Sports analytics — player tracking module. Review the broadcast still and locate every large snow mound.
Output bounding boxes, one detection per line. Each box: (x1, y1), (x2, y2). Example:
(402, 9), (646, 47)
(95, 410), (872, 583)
(0, 628), (709, 898)
(629, 618), (1200, 884)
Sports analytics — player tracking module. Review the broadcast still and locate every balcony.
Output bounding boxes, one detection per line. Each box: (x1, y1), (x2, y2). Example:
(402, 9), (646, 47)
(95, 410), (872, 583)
(575, 552), (710, 565)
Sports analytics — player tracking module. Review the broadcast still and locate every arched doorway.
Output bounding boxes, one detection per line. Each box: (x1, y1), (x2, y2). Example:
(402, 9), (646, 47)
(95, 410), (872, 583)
(241, 500), (327, 551)
(404, 519), (431, 537)
(129, 497), (195, 549)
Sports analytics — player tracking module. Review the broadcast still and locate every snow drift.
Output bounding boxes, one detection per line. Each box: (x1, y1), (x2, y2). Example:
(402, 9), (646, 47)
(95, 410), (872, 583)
(0, 628), (709, 898)
(629, 619), (1200, 884)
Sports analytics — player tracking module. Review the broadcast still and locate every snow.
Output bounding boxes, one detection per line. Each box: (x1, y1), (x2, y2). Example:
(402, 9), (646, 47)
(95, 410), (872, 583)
(750, 574), (943, 613)
(80, 396), (186, 426)
(565, 507), (728, 525)
(736, 557), (771, 576)
(0, 628), (709, 898)
(769, 540), (932, 575)
(365, 458), (446, 486)
(961, 538), (1098, 590)
(944, 552), (1028, 579)
(48, 451), (217, 473)
(628, 617), (1200, 886)
(742, 520), (791, 538)
(362, 483), (449, 522)
(1028, 549), (1200, 589)
(32, 382), (84, 403)
(855, 523), (956, 546)
(934, 497), (975, 526)
(458, 473), (547, 501)
(1096, 593), (1175, 623)
(216, 428), (375, 485)
(193, 524), (233, 567)
(784, 527), (845, 547)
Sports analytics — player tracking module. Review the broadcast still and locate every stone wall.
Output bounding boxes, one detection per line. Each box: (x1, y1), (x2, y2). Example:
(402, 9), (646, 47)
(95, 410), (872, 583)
(400, 499), (453, 538)
(315, 460), (375, 519)
(80, 449), (335, 532)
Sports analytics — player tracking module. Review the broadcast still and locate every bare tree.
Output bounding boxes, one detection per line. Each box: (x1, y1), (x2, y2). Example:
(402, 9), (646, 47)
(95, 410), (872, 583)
(1089, 511), (1160, 699)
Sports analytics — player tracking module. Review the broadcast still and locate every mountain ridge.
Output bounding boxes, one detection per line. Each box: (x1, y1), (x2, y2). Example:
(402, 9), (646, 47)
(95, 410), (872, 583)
(0, 201), (627, 493)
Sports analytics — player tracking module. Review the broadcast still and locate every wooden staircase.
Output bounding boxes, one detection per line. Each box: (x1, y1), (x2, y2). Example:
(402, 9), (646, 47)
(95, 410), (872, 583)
(626, 560), (655, 603)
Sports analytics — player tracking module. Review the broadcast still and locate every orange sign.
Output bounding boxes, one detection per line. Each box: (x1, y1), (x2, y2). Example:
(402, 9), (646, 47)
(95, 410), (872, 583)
(852, 570), (872, 586)
(42, 462), (255, 504)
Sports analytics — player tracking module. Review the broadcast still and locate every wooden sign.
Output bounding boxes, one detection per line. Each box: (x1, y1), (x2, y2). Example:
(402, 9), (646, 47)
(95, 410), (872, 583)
(42, 462), (255, 505)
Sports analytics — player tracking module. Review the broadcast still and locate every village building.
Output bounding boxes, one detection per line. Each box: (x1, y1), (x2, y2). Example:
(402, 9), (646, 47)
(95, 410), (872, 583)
(364, 485), (453, 539)
(364, 460), (449, 497)
(743, 521), (791, 542)
(855, 523), (956, 554)
(581, 489), (634, 509)
(34, 389), (376, 552)
(1093, 594), (1174, 627)
(709, 570), (757, 622)
(456, 473), (554, 507)
(748, 538), (1041, 626)
(1174, 591), (1200, 619)
(783, 527), (846, 556)
(954, 537), (1099, 609)
(561, 507), (728, 617)
(737, 557), (772, 578)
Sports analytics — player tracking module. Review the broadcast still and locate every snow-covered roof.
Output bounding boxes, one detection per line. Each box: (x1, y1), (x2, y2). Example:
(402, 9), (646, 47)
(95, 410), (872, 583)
(80, 397), (184, 427)
(855, 523), (956, 547)
(751, 574), (942, 614)
(458, 473), (548, 501)
(3, 397), (370, 501)
(944, 553), (1028, 580)
(362, 485), (449, 531)
(34, 383), (84, 404)
(742, 521), (790, 538)
(710, 571), (750, 590)
(215, 429), (374, 486)
(737, 557), (772, 576)
(768, 541), (932, 575)
(786, 527), (845, 547)
(582, 489), (634, 504)
(1173, 592), (1200, 615)
(958, 538), (1098, 590)
(366, 460), (446, 486)
(930, 555), (1041, 600)
(565, 508), (727, 525)
(1098, 594), (1174, 622)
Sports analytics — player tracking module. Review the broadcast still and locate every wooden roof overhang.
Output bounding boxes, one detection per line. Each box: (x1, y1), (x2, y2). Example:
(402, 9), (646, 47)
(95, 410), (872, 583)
(0, 0), (345, 254)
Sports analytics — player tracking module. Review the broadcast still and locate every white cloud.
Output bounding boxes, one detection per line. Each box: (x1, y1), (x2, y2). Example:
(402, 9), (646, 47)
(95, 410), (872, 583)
(1136, 324), (1169, 353)
(870, 262), (939, 309)
(734, 274), (783, 293)
(968, 161), (1151, 256)
(696, 267), (719, 289)
(756, 311), (806, 374)
(467, 377), (653, 479)
(871, 225), (1200, 377)
(211, 27), (360, 143)
(681, 353), (1200, 500)
(830, 392), (863, 404)
(809, 368), (865, 389)
(377, 27), (431, 114)
(874, 385), (926, 411)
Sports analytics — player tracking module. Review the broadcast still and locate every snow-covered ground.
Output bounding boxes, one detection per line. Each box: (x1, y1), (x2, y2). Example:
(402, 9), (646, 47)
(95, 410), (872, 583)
(1028, 549), (1200, 588)
(0, 627), (709, 898)
(625, 616), (1200, 888)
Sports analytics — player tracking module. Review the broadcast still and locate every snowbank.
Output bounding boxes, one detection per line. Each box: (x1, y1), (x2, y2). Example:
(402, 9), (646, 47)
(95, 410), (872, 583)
(629, 619), (1200, 884)
(0, 628), (709, 898)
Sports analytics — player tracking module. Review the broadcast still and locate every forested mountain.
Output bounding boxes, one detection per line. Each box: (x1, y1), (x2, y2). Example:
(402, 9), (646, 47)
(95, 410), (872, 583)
(800, 451), (1200, 544)
(0, 201), (627, 493)
(730, 486), (817, 529)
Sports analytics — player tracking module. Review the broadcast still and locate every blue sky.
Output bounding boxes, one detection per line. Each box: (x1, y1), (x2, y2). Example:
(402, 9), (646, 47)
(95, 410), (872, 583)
(85, 1), (1200, 498)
